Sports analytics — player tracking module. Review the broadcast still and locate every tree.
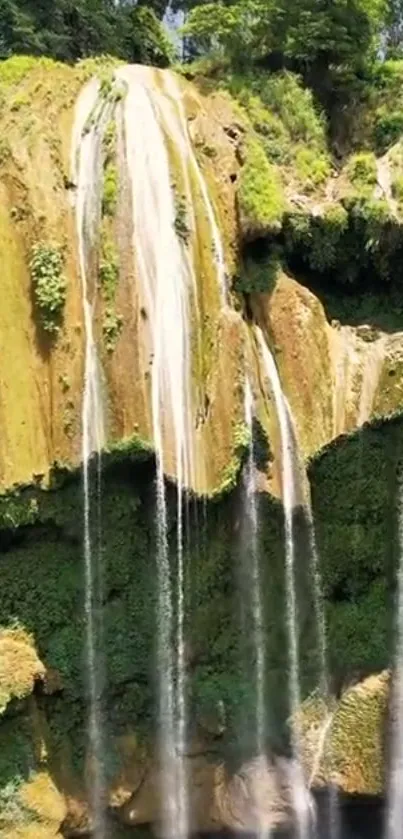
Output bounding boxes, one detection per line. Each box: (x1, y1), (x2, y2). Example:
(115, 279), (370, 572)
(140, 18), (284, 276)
(182, 0), (389, 73)
(119, 5), (174, 66)
(0, 0), (175, 64)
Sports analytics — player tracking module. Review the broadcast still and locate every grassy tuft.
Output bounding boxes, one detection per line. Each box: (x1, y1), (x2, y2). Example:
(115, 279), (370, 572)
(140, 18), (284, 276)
(238, 136), (285, 235)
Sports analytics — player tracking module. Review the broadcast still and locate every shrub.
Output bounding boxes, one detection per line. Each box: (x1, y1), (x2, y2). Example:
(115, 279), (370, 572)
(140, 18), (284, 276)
(392, 174), (403, 201)
(244, 94), (290, 164)
(99, 241), (119, 303)
(238, 136), (285, 236)
(174, 194), (191, 244)
(103, 307), (123, 353)
(294, 146), (330, 191)
(234, 250), (281, 294)
(346, 152), (377, 187)
(30, 243), (66, 334)
(309, 205), (349, 272)
(102, 118), (118, 217)
(374, 110), (403, 152)
(256, 71), (327, 151)
(102, 164), (118, 217)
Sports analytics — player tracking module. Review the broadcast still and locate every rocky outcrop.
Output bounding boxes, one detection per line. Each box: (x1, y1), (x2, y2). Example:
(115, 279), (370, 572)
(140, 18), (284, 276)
(253, 273), (403, 464)
(296, 672), (389, 796)
(62, 748), (301, 836)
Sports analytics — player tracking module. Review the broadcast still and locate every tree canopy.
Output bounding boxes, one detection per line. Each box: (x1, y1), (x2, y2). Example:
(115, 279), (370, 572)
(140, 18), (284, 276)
(182, 0), (390, 74)
(0, 0), (173, 64)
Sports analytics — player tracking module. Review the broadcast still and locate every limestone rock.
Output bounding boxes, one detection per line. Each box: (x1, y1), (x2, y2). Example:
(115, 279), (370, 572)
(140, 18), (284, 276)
(297, 671), (389, 796)
(112, 748), (302, 834)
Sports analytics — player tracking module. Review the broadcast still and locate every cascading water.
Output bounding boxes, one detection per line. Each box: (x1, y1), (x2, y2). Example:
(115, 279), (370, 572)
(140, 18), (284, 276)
(243, 379), (267, 804)
(161, 72), (227, 303)
(256, 327), (312, 839)
(117, 64), (226, 838)
(71, 80), (109, 836)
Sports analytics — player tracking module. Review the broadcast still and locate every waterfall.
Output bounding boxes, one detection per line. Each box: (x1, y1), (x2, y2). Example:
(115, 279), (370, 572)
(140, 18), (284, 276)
(357, 336), (386, 426)
(386, 476), (403, 839)
(161, 72), (227, 303)
(71, 80), (109, 836)
(243, 376), (272, 838)
(306, 515), (341, 839)
(256, 326), (312, 839)
(116, 63), (227, 837)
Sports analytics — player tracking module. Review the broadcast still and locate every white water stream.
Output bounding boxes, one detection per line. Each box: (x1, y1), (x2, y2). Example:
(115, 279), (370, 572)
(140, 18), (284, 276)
(117, 64), (227, 838)
(71, 80), (109, 837)
(244, 381), (266, 760)
(256, 326), (312, 839)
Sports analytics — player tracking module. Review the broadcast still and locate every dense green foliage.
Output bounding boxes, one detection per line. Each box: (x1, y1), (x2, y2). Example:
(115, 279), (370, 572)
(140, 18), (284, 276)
(183, 0), (389, 78)
(309, 414), (403, 685)
(283, 197), (403, 289)
(238, 136), (285, 235)
(30, 242), (66, 335)
(0, 0), (173, 66)
(0, 457), (321, 778)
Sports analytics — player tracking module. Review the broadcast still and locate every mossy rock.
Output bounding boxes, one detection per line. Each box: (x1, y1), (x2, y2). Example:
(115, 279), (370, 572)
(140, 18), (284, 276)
(296, 672), (388, 795)
(0, 627), (45, 714)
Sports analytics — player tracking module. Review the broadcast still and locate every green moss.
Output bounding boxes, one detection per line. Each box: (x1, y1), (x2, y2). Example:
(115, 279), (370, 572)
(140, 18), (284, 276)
(238, 136), (285, 234)
(104, 434), (153, 464)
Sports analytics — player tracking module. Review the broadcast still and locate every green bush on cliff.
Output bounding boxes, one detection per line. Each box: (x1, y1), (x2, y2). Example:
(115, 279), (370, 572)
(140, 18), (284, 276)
(174, 193), (191, 244)
(294, 145), (330, 191)
(103, 307), (123, 353)
(102, 118), (118, 217)
(102, 163), (118, 217)
(30, 243), (66, 335)
(284, 204), (348, 273)
(238, 136), (284, 234)
(234, 249), (281, 294)
(347, 151), (377, 187)
(99, 238), (119, 303)
(223, 70), (329, 183)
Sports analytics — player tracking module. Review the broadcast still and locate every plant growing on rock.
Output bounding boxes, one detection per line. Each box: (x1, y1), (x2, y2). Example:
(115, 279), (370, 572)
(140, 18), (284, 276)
(103, 307), (123, 353)
(346, 151), (378, 188)
(174, 194), (191, 244)
(238, 136), (285, 237)
(30, 243), (66, 335)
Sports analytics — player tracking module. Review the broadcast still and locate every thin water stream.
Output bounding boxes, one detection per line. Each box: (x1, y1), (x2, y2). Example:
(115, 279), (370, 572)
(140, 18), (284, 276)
(256, 326), (312, 839)
(72, 80), (109, 836)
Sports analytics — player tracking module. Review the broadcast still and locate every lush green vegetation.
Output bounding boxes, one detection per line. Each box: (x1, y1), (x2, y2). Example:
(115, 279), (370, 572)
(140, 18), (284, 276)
(30, 242), (66, 335)
(238, 136), (285, 235)
(309, 414), (403, 684)
(0, 0), (173, 66)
